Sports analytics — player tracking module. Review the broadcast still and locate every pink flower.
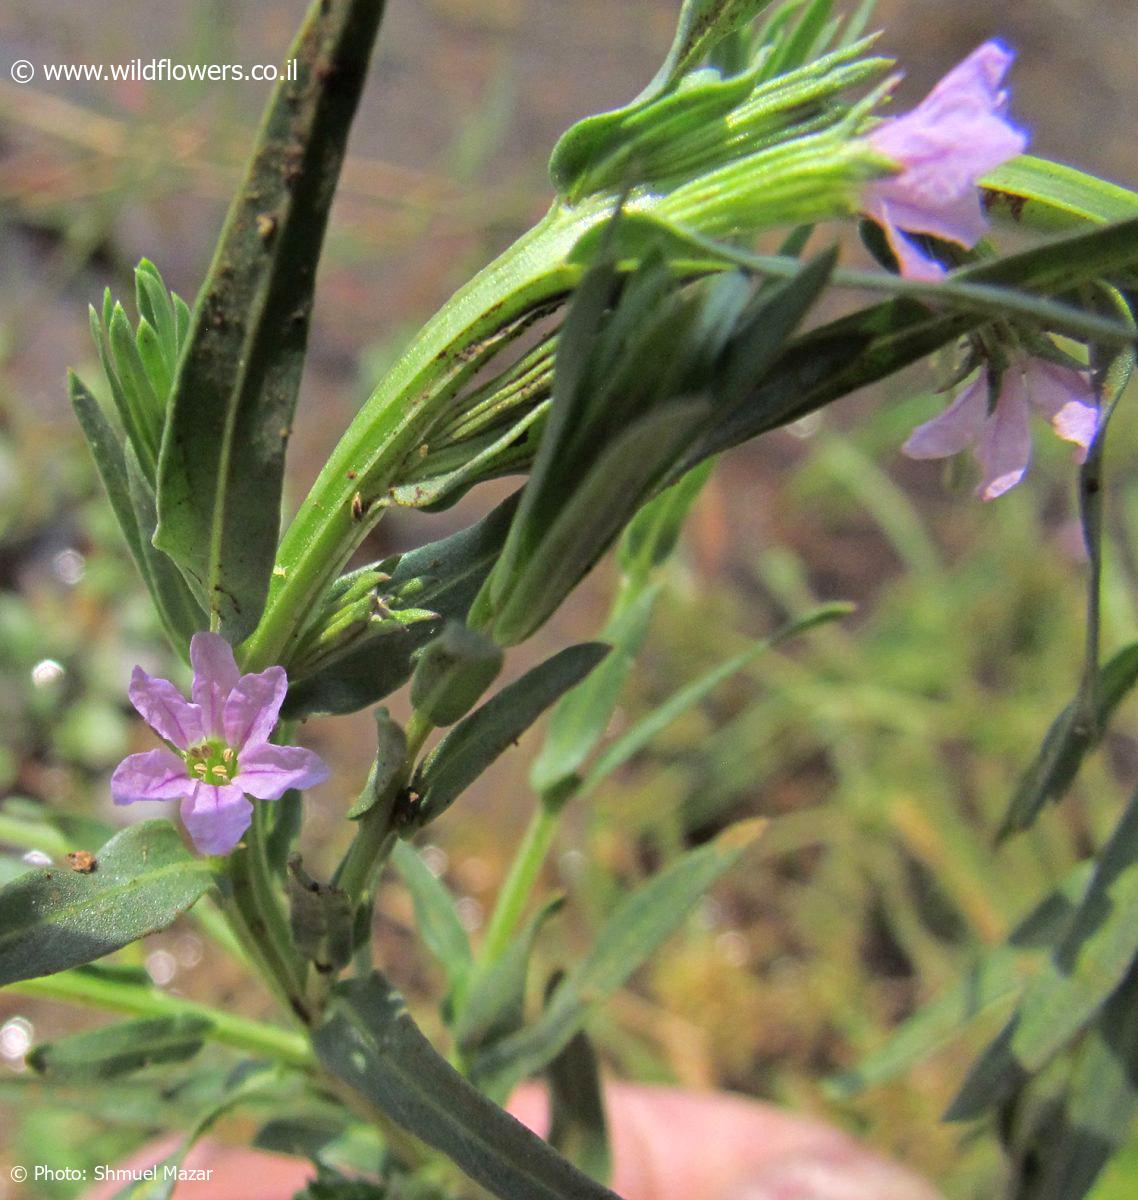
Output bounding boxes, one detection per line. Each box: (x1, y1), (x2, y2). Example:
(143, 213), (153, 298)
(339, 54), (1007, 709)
(902, 357), (1099, 500)
(863, 41), (1029, 280)
(111, 632), (328, 855)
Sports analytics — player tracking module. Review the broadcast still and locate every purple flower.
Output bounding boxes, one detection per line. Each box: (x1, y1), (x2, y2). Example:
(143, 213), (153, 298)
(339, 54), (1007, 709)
(903, 357), (1099, 500)
(863, 41), (1029, 280)
(111, 632), (329, 855)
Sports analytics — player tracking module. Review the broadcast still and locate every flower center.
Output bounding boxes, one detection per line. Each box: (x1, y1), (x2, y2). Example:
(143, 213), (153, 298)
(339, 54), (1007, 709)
(184, 739), (238, 786)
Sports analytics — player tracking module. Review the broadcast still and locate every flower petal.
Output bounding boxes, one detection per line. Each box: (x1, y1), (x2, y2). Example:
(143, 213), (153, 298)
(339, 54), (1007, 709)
(180, 783), (252, 856)
(111, 748), (193, 804)
(128, 666), (204, 750)
(1022, 360), (1099, 462)
(223, 666), (288, 750)
(975, 371), (1033, 499)
(864, 41), (1028, 275)
(902, 373), (988, 458)
(190, 632), (241, 740)
(870, 205), (948, 281)
(234, 742), (330, 800)
(111, 748), (193, 806)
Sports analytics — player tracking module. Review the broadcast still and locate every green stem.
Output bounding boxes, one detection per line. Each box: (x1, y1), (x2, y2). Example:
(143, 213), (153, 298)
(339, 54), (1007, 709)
(239, 202), (606, 673)
(479, 783), (573, 967)
(335, 713), (435, 907)
(8, 971), (313, 1069)
(225, 830), (310, 1022)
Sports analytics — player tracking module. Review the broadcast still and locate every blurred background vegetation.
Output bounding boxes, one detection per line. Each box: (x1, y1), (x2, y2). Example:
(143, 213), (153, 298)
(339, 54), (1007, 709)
(1, 1), (1138, 1196)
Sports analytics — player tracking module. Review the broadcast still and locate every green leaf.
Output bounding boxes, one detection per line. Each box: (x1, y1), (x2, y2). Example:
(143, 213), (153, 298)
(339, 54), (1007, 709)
(113, 1063), (284, 1199)
(546, 1008), (611, 1185)
(254, 1108), (386, 1179)
(346, 710), (408, 821)
(652, 0), (775, 89)
(154, 0), (388, 639)
(134, 260), (180, 368)
(692, 217), (1138, 458)
(548, 0), (774, 196)
(950, 789), (1138, 1121)
(759, 0), (833, 80)
(580, 603), (851, 798)
(27, 1015), (213, 1080)
(468, 821), (764, 1096)
(69, 371), (148, 576)
(529, 584), (661, 794)
(487, 401), (711, 645)
(829, 862), (1094, 1098)
(412, 643), (610, 827)
(89, 298), (160, 481)
(982, 156), (1138, 233)
(0, 820), (215, 986)
(455, 894), (565, 1054)
(411, 622), (504, 727)
(314, 972), (621, 1200)
(286, 858), (353, 975)
(0, 1062), (233, 1129)
(283, 493), (517, 719)
(70, 374), (205, 652)
(998, 642), (1138, 840)
(605, 213), (1138, 349)
(1019, 964), (1138, 1200)
(1011, 787), (1138, 1072)
(391, 839), (472, 998)
(617, 458), (715, 584)
(124, 443), (207, 647)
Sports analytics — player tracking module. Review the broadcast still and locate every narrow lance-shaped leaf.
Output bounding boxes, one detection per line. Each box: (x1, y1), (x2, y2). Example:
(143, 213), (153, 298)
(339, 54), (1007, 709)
(27, 1015), (213, 1081)
(468, 820), (765, 1097)
(998, 642), (1138, 840)
(1010, 785), (1138, 1072)
(829, 862), (1094, 1099)
(70, 374), (205, 652)
(412, 643), (610, 827)
(124, 443), (207, 650)
(390, 839), (472, 1000)
(113, 1063), (284, 1200)
(0, 821), (215, 987)
(545, 988), (612, 1186)
(530, 584), (662, 795)
(314, 972), (621, 1200)
(455, 894), (566, 1054)
(346, 709), (407, 821)
(488, 402), (711, 645)
(949, 786), (1138, 1120)
(982, 155), (1138, 234)
(682, 216), (1138, 463)
(155, 0), (388, 639)
(1015, 963), (1138, 1200)
(617, 458), (715, 585)
(528, 457), (717, 794)
(580, 603), (852, 798)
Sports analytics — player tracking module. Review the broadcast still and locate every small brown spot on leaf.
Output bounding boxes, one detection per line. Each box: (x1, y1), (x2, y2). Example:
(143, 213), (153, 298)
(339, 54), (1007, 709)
(66, 850), (97, 873)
